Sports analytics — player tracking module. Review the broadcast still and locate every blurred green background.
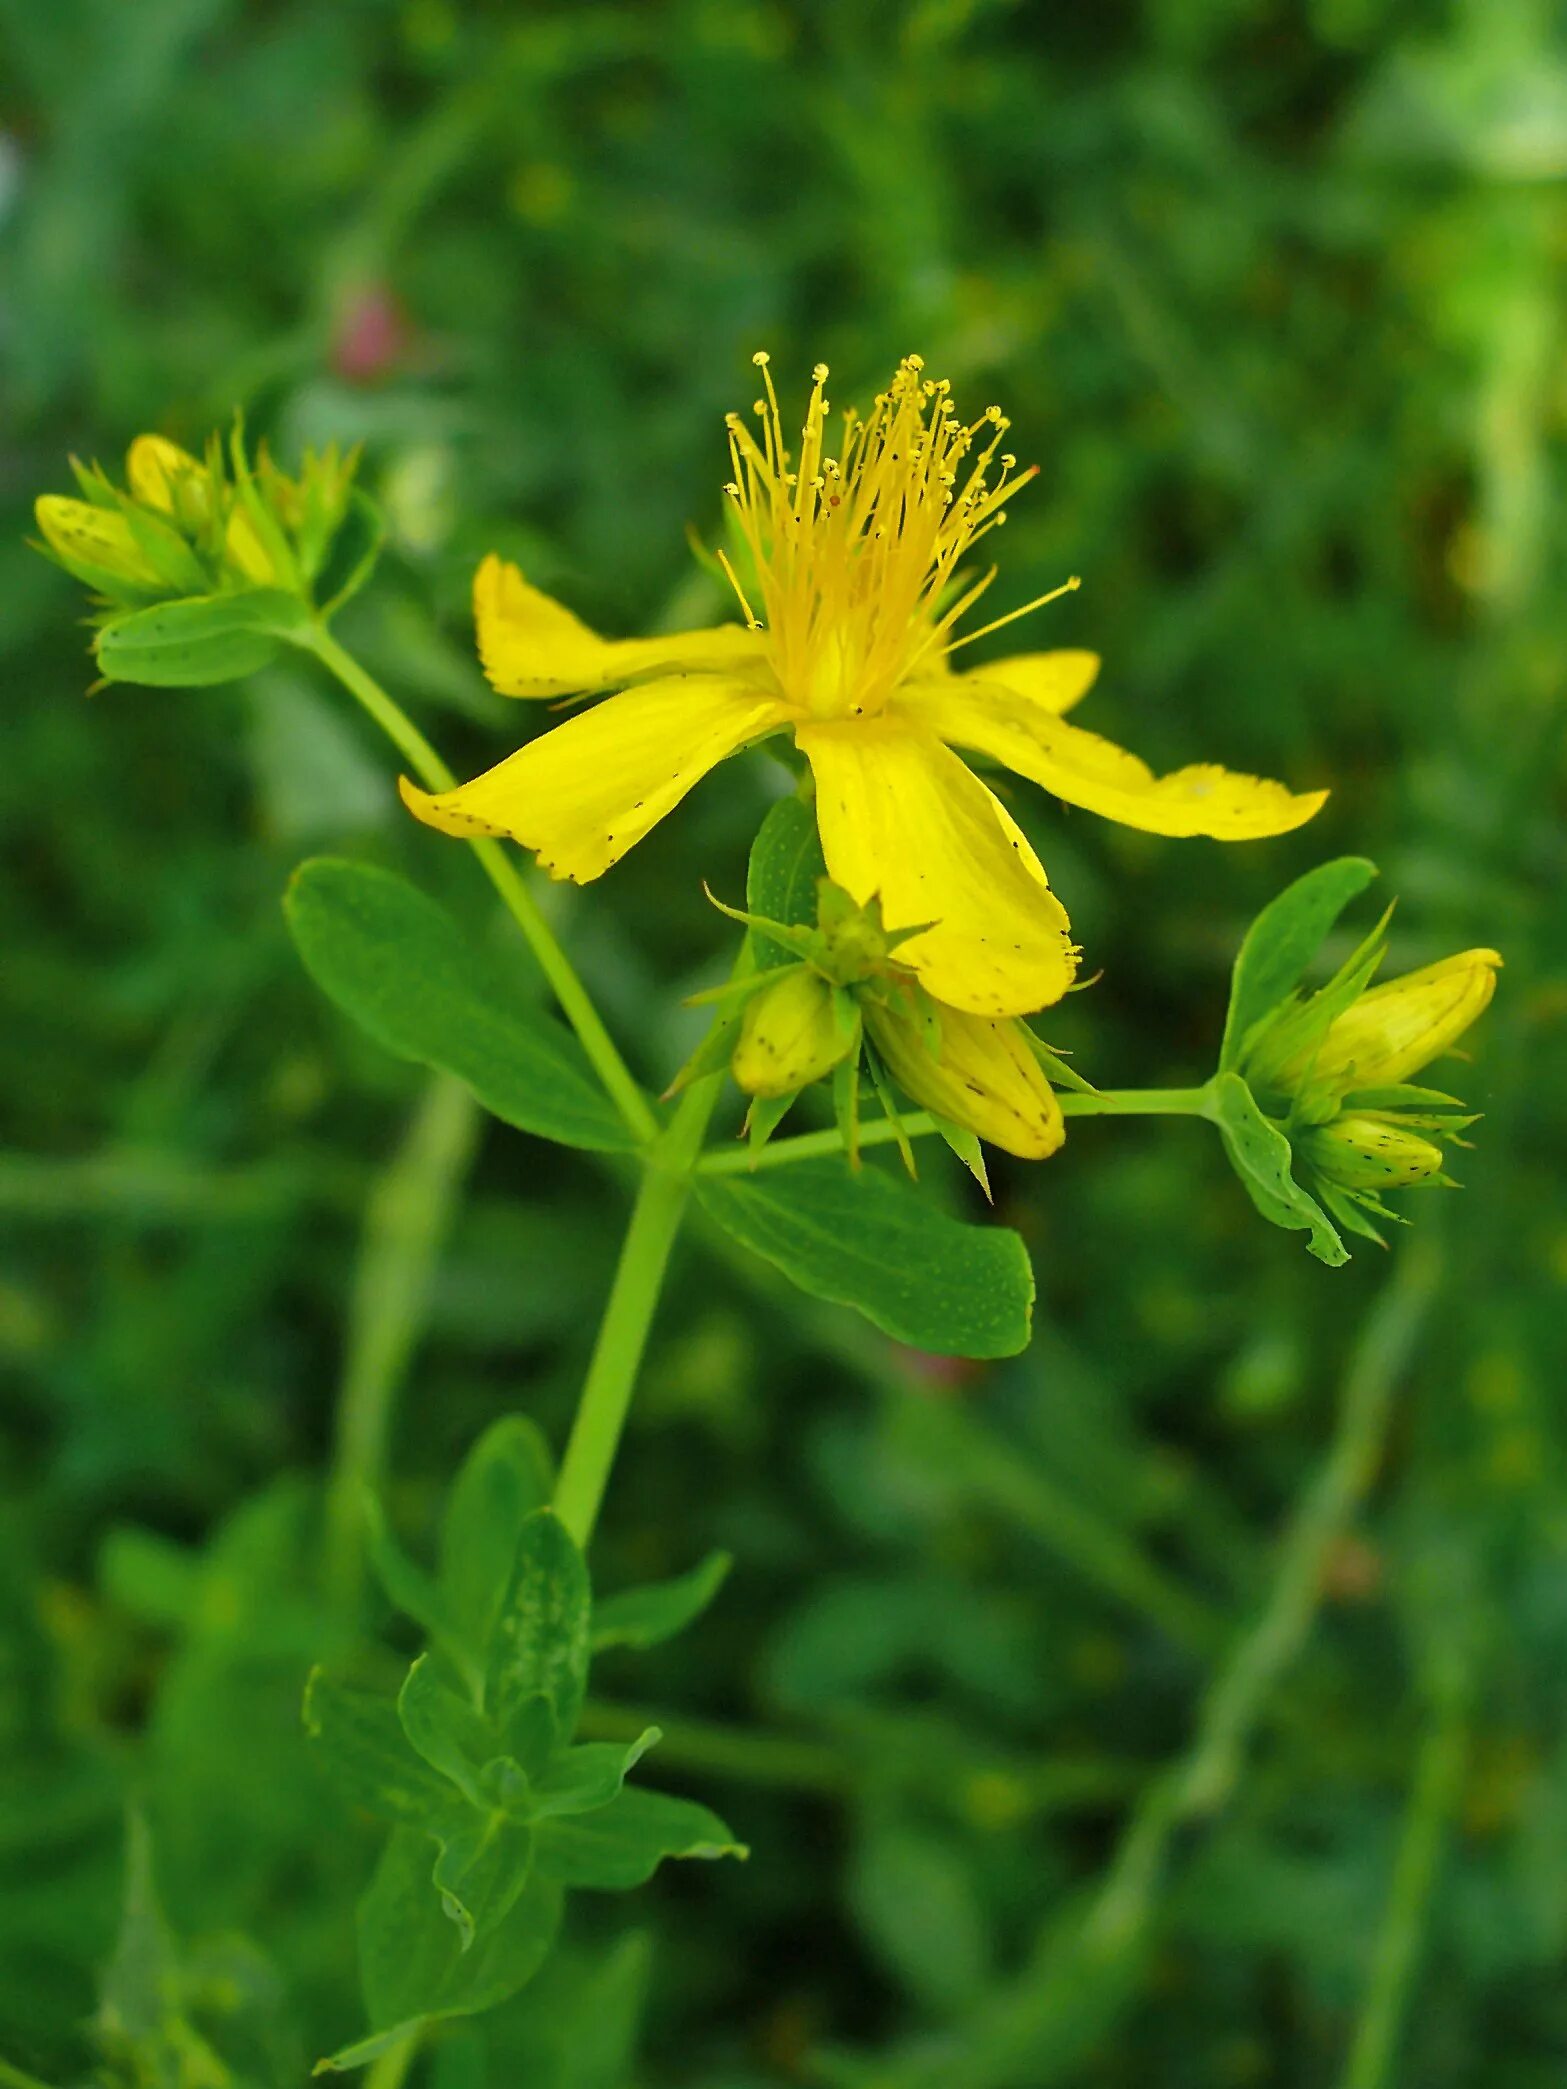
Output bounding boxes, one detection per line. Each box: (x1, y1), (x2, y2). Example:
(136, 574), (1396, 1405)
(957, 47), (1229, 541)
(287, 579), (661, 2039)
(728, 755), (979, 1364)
(3, 0), (1566, 2082)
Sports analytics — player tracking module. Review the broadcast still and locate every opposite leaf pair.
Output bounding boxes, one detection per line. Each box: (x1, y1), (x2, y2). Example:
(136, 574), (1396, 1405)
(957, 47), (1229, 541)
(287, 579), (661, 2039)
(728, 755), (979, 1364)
(304, 1418), (742, 2070)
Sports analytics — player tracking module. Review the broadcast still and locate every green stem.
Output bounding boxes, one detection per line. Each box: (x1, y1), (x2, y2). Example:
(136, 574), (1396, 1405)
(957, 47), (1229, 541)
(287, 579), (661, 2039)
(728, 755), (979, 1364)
(1340, 1702), (1467, 2089)
(694, 1085), (1212, 1177)
(553, 965), (749, 1546)
(297, 622), (657, 1146)
(552, 1160), (690, 1548)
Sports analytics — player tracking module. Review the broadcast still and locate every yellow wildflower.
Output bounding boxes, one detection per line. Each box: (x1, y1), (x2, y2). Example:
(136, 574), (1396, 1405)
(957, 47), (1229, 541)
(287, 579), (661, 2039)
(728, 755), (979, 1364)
(403, 355), (1325, 1017)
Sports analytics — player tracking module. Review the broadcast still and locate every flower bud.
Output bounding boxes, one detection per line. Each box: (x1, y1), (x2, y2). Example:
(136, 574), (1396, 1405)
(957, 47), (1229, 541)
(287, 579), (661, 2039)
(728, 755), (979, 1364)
(34, 495), (167, 598)
(731, 969), (853, 1099)
(1284, 949), (1500, 1093)
(1298, 1114), (1446, 1192)
(126, 434), (208, 519)
(866, 999), (1063, 1160)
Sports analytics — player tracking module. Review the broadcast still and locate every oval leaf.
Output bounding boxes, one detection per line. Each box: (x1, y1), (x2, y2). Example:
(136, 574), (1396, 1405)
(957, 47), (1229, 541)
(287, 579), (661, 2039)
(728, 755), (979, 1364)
(747, 793), (826, 967)
(95, 588), (307, 687)
(285, 859), (636, 1152)
(696, 1157), (1034, 1357)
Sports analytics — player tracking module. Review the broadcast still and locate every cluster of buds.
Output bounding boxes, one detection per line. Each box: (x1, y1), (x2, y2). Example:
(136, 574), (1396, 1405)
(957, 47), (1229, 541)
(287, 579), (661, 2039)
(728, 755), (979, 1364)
(1242, 920), (1500, 1243)
(36, 431), (363, 609)
(34, 428), (380, 688)
(677, 877), (1085, 1192)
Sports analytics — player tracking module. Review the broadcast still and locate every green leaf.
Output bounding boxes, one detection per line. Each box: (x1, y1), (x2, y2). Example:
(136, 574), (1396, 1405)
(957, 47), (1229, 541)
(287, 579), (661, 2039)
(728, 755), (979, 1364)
(848, 1819), (992, 2013)
(696, 1157), (1034, 1357)
(534, 1787), (746, 1891)
(1208, 1072), (1349, 1267)
(591, 1551), (732, 1652)
(485, 1511), (592, 1744)
(530, 1732), (661, 1820)
(1219, 857), (1378, 1072)
(440, 1416), (555, 1662)
(431, 1815), (536, 1951)
(746, 794), (825, 968)
(285, 859), (635, 1152)
(95, 588), (307, 687)
(304, 1670), (456, 1824)
(397, 1656), (496, 1808)
(355, 1826), (562, 2032)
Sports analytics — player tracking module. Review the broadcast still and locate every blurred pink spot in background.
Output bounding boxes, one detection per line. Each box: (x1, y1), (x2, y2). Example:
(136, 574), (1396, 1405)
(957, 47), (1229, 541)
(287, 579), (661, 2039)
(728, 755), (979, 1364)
(332, 283), (411, 384)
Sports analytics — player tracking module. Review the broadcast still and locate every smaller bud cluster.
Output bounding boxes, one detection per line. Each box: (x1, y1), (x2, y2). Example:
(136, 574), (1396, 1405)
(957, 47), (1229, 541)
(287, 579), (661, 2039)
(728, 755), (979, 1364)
(676, 874), (1086, 1194)
(1242, 925), (1500, 1243)
(35, 427), (366, 614)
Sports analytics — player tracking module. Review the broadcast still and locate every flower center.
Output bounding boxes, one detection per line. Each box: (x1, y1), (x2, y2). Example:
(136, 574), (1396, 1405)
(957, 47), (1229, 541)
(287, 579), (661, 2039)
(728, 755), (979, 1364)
(719, 354), (1040, 722)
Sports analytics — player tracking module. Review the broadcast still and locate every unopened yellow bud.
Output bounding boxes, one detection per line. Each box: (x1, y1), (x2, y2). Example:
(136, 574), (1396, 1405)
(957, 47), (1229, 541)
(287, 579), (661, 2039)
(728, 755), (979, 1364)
(1300, 1114), (1446, 1191)
(731, 970), (852, 1099)
(866, 1000), (1063, 1160)
(126, 434), (207, 517)
(1296, 950), (1501, 1091)
(223, 506), (280, 584)
(35, 496), (164, 594)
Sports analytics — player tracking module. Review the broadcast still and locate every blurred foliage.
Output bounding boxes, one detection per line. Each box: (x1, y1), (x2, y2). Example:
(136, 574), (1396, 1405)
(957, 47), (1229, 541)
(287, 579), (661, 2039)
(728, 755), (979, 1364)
(2, 0), (1566, 2083)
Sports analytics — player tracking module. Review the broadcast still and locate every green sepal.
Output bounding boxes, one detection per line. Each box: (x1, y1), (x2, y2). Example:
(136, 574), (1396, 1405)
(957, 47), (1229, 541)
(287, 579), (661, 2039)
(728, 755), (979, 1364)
(317, 486), (387, 616)
(928, 1112), (991, 1199)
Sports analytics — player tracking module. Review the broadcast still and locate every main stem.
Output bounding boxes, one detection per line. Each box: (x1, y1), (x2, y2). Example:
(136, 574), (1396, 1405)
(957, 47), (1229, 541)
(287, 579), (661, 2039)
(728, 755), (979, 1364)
(553, 975), (749, 1546)
(298, 622), (657, 1146)
(552, 1160), (690, 1547)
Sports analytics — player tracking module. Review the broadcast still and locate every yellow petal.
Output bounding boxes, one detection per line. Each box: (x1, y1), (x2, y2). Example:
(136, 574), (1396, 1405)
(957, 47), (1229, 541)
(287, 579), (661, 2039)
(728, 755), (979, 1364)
(795, 718), (1078, 1018)
(903, 678), (1326, 840)
(866, 998), (1064, 1160)
(474, 553), (766, 698)
(126, 434), (205, 514)
(401, 674), (789, 883)
(958, 649), (1100, 717)
(35, 496), (162, 590)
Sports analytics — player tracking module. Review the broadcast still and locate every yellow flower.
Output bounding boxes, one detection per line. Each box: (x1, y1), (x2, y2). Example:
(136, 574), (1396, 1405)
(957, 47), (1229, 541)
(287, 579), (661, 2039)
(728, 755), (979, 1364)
(403, 354), (1325, 1017)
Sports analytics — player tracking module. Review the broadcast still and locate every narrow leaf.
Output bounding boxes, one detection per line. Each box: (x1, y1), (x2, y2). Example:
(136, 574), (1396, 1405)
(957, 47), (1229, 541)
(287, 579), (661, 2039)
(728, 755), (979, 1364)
(591, 1552), (732, 1652)
(485, 1511), (591, 1744)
